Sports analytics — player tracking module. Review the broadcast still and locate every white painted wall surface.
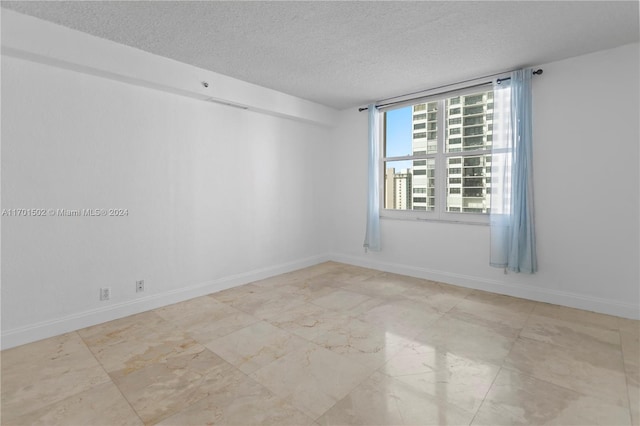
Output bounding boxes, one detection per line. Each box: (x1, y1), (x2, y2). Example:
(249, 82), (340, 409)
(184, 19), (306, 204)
(329, 43), (640, 319)
(1, 55), (331, 348)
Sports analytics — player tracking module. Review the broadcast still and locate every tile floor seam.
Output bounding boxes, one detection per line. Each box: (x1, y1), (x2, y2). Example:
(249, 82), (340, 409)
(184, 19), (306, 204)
(513, 330), (623, 386)
(514, 300), (539, 339)
(499, 362), (633, 413)
(467, 364), (505, 426)
(314, 362), (386, 422)
(106, 373), (148, 426)
(514, 330), (626, 361)
(222, 355), (317, 422)
(1, 331), (117, 424)
(251, 339), (370, 422)
(142, 353), (247, 426)
(620, 327), (638, 426)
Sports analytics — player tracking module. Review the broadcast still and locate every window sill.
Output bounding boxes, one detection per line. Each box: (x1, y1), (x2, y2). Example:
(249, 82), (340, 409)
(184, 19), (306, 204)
(380, 213), (489, 226)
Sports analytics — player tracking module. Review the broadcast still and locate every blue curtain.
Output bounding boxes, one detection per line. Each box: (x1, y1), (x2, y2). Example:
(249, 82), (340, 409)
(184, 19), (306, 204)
(490, 69), (537, 273)
(363, 104), (381, 251)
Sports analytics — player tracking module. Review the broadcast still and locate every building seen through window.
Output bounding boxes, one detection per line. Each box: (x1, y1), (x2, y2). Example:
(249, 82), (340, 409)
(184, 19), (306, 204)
(383, 90), (494, 215)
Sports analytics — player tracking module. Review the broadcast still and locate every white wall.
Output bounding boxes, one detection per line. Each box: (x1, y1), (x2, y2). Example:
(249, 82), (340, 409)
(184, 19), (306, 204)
(329, 43), (640, 319)
(1, 55), (332, 348)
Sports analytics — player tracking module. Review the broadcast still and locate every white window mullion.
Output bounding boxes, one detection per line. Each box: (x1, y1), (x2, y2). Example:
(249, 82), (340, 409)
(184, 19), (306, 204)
(435, 99), (447, 218)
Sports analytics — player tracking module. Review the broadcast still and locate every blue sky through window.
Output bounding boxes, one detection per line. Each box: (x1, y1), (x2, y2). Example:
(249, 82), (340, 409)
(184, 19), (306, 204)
(385, 106), (412, 170)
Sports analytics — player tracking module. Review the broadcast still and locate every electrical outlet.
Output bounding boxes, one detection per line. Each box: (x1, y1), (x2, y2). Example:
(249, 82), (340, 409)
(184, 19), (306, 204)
(100, 287), (111, 301)
(136, 280), (144, 293)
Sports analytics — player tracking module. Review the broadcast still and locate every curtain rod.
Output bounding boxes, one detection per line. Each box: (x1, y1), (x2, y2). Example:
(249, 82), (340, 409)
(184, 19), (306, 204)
(358, 69), (543, 112)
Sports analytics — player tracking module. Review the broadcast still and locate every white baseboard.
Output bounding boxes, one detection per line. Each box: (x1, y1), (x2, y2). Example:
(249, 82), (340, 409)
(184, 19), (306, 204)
(329, 253), (640, 320)
(3, 251), (637, 350)
(1, 254), (330, 350)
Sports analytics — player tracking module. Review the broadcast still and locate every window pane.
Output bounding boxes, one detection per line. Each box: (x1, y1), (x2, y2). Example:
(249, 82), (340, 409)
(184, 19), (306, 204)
(446, 90), (494, 153)
(384, 160), (435, 211)
(411, 102), (438, 155)
(385, 102), (437, 157)
(384, 106), (413, 157)
(446, 154), (492, 213)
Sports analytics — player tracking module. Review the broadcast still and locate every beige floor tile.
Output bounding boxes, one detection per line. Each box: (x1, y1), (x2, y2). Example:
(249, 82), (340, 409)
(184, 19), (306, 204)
(306, 266), (380, 287)
(205, 321), (307, 374)
(448, 291), (535, 330)
(1, 332), (111, 421)
(250, 341), (372, 419)
(249, 272), (302, 289)
(275, 279), (342, 302)
(382, 348), (500, 413)
(210, 283), (270, 305)
(400, 283), (468, 314)
(466, 289), (536, 308)
(628, 382), (640, 426)
(154, 295), (238, 328)
(217, 287), (307, 320)
(338, 263), (383, 276)
(5, 381), (143, 426)
(521, 313), (622, 353)
(505, 337), (628, 406)
(357, 299), (443, 338)
(109, 347), (234, 424)
(619, 317), (640, 333)
(374, 272), (433, 288)
(156, 369), (314, 425)
(310, 289), (373, 312)
(311, 317), (412, 369)
(341, 273), (420, 299)
(407, 315), (518, 365)
(154, 295), (261, 344)
(430, 280), (475, 298)
(187, 310), (260, 345)
(78, 311), (204, 374)
(250, 262), (356, 290)
(626, 362), (639, 424)
(621, 327), (640, 369)
(473, 368), (632, 425)
(292, 274), (355, 291)
(263, 302), (351, 341)
(297, 261), (348, 277)
(532, 302), (620, 330)
(317, 371), (474, 426)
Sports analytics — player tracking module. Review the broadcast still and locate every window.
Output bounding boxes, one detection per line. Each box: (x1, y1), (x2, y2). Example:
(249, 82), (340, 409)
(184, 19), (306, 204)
(382, 88), (494, 222)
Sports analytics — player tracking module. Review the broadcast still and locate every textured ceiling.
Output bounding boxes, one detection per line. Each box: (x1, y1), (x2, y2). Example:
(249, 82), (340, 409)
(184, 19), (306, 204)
(2, 1), (639, 109)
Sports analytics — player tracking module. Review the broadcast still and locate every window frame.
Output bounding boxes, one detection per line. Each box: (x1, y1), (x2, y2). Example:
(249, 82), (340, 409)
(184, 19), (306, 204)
(379, 84), (500, 225)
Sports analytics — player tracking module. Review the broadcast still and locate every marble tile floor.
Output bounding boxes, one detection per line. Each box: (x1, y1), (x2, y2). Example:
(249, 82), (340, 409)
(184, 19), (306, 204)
(1, 261), (638, 425)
